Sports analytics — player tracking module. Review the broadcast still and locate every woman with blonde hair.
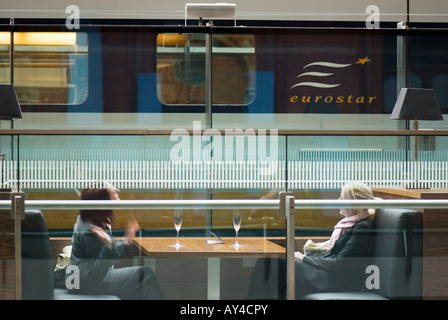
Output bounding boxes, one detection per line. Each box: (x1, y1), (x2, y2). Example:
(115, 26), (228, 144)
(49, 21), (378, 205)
(324, 181), (377, 253)
(247, 181), (377, 299)
(340, 181), (377, 218)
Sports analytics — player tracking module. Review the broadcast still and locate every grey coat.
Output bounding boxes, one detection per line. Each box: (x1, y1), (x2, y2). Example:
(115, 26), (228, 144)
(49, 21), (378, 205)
(68, 216), (129, 292)
(67, 216), (165, 299)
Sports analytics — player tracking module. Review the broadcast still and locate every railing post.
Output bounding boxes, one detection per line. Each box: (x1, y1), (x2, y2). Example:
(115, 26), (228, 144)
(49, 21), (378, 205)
(278, 191), (293, 219)
(11, 191), (25, 300)
(285, 195), (295, 300)
(279, 191), (295, 300)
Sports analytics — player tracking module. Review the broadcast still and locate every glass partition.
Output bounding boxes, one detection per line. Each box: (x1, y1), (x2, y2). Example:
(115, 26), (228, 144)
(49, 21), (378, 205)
(0, 134), (19, 191)
(1, 23), (448, 301)
(4, 131), (446, 300)
(17, 133), (287, 235)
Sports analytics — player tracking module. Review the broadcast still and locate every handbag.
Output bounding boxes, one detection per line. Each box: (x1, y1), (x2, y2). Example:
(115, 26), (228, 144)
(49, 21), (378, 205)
(54, 245), (72, 288)
(303, 239), (330, 256)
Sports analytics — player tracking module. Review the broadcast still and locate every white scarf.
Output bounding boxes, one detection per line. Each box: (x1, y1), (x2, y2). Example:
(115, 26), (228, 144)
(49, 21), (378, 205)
(327, 211), (369, 251)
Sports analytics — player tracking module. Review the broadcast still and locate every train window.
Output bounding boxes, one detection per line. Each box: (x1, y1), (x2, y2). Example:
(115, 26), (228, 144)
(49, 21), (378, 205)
(0, 31), (88, 105)
(156, 33), (256, 105)
(0, 33), (9, 84)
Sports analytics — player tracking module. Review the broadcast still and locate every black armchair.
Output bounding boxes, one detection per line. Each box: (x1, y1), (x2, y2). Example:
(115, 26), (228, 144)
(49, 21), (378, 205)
(305, 208), (423, 300)
(21, 210), (120, 300)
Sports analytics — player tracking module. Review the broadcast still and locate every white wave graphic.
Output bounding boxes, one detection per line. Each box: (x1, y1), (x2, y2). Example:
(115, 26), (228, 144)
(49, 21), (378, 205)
(290, 82), (341, 89)
(297, 72), (334, 78)
(303, 62), (352, 69)
(290, 61), (351, 89)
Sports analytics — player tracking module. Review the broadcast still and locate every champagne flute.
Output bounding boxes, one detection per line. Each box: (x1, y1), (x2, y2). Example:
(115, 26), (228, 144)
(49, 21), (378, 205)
(229, 209), (245, 248)
(169, 209), (185, 247)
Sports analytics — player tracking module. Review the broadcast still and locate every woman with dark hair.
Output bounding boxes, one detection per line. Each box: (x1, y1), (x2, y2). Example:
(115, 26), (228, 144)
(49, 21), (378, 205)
(67, 186), (165, 300)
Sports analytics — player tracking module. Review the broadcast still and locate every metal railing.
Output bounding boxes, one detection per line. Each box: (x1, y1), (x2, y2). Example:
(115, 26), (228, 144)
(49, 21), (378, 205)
(2, 198), (448, 211)
(4, 196), (448, 300)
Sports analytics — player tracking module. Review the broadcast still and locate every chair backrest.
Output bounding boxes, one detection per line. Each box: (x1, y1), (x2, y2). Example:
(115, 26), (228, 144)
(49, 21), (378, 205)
(21, 210), (55, 300)
(371, 208), (422, 299)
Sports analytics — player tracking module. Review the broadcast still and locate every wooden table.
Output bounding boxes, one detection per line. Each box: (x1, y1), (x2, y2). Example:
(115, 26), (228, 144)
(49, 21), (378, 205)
(133, 236), (331, 299)
(134, 237), (286, 258)
(133, 236), (287, 300)
(373, 188), (448, 299)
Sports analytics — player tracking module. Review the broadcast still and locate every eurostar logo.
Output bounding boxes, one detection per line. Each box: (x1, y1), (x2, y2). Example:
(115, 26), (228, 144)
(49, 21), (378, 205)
(290, 57), (372, 89)
(289, 56), (377, 107)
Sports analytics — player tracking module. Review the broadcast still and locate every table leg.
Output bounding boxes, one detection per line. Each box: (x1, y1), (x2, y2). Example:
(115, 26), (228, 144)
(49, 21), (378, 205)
(207, 257), (220, 300)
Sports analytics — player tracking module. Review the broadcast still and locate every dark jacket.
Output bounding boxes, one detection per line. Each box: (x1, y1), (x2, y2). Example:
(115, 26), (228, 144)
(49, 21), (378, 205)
(68, 216), (129, 293)
(302, 219), (375, 291)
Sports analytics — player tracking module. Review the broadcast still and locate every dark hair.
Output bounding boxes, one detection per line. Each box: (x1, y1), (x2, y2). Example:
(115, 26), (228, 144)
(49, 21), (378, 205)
(79, 188), (114, 228)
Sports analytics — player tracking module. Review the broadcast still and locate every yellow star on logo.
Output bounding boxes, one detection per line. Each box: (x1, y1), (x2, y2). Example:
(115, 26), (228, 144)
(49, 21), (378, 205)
(355, 57), (371, 65)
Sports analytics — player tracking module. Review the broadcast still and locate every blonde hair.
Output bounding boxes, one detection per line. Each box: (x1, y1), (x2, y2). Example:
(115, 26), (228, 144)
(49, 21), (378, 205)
(341, 182), (377, 219)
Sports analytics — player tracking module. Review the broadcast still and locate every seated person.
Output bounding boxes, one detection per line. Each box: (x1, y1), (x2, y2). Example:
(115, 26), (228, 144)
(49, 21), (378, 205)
(247, 181), (377, 299)
(66, 186), (165, 300)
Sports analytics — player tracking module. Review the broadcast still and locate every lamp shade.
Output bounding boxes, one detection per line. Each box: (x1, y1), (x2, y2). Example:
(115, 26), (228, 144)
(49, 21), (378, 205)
(390, 88), (443, 121)
(0, 84), (22, 120)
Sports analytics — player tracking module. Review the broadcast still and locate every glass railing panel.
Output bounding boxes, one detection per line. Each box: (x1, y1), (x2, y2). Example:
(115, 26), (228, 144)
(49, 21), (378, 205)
(17, 134), (208, 235)
(287, 134), (448, 230)
(17, 133), (287, 233)
(4, 197), (446, 300)
(202, 132), (286, 243)
(14, 132), (287, 299)
(0, 134), (18, 191)
(12, 131), (448, 299)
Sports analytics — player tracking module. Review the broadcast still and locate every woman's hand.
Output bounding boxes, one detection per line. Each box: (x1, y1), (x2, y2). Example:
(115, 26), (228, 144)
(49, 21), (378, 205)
(125, 217), (140, 245)
(294, 251), (305, 260)
(91, 225), (113, 250)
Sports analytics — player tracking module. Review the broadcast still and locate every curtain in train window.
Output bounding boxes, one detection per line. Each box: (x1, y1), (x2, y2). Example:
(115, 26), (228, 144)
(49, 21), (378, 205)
(156, 33), (255, 105)
(0, 31), (89, 105)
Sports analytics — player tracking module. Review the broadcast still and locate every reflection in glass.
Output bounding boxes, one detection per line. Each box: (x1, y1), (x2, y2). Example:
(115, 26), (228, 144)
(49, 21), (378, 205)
(156, 33), (255, 105)
(0, 31), (89, 105)
(0, 32), (10, 84)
